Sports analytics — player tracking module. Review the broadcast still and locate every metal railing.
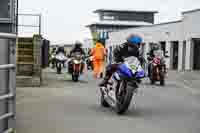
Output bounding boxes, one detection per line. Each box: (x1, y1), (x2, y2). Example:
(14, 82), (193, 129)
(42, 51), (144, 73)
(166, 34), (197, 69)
(0, 33), (16, 133)
(18, 13), (42, 35)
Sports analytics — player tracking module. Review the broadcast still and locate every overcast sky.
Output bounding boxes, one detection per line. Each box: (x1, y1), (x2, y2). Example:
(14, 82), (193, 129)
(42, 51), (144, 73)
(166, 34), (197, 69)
(19, 0), (200, 44)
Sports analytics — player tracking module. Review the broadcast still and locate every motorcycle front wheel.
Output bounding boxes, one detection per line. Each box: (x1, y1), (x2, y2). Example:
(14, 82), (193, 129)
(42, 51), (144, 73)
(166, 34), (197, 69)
(116, 80), (134, 114)
(72, 74), (79, 82)
(160, 71), (165, 86)
(57, 63), (62, 74)
(100, 94), (110, 107)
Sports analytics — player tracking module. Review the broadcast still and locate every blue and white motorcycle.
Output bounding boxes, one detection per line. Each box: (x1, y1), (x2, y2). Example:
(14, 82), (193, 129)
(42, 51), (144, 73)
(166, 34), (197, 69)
(100, 56), (145, 114)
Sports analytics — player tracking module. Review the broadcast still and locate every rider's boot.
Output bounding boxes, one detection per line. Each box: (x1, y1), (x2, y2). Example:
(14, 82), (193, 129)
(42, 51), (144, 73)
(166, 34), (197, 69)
(68, 62), (73, 74)
(80, 63), (84, 74)
(99, 76), (110, 87)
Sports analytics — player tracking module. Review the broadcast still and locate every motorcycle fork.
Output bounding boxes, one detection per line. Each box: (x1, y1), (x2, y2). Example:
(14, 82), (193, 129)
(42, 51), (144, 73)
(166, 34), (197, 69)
(74, 64), (80, 73)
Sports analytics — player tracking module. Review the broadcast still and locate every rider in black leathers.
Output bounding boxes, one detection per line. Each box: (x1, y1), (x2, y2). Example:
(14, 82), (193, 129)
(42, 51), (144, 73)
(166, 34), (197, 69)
(69, 41), (85, 57)
(147, 43), (158, 76)
(68, 41), (86, 73)
(99, 34), (144, 86)
(56, 46), (66, 55)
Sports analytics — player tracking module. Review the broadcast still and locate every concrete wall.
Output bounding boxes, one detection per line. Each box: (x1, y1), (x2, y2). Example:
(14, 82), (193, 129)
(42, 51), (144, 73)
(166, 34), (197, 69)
(83, 39), (93, 48)
(17, 35), (43, 87)
(107, 21), (183, 47)
(106, 9), (200, 71)
(183, 10), (200, 39)
(106, 21), (183, 68)
(182, 10), (200, 70)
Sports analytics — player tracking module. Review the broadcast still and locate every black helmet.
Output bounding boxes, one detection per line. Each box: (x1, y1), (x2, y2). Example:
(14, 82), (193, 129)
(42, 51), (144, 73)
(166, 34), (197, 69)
(58, 46), (64, 52)
(152, 43), (160, 50)
(75, 40), (82, 48)
(52, 47), (56, 51)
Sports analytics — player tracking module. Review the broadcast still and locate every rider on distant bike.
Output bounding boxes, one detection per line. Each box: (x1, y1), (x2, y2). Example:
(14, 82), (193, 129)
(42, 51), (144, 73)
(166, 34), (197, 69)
(68, 41), (85, 73)
(56, 46), (66, 55)
(147, 43), (166, 77)
(99, 34), (143, 86)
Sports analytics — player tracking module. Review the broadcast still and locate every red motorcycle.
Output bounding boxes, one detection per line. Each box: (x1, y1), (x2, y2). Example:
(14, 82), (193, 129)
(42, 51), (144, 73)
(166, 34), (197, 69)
(149, 56), (166, 86)
(70, 53), (85, 82)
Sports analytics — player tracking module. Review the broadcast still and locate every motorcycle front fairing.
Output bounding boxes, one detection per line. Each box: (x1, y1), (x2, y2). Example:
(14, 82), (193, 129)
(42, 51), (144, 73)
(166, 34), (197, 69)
(116, 66), (138, 86)
(56, 53), (67, 62)
(73, 59), (81, 64)
(117, 57), (145, 78)
(117, 64), (133, 78)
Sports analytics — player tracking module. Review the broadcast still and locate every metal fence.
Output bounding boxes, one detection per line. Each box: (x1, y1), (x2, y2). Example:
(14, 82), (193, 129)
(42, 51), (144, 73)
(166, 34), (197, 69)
(0, 33), (16, 133)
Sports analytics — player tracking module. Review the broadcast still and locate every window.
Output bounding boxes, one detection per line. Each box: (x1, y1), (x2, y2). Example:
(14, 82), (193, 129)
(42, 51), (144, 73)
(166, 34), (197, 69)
(103, 15), (115, 20)
(160, 41), (166, 56)
(0, 0), (11, 18)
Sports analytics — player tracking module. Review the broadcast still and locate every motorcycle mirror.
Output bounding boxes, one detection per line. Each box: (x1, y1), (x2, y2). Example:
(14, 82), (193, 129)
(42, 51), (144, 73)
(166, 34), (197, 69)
(147, 57), (151, 60)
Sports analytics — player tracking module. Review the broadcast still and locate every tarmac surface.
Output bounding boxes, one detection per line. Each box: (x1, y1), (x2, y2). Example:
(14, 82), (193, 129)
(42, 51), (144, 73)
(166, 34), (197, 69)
(16, 69), (200, 133)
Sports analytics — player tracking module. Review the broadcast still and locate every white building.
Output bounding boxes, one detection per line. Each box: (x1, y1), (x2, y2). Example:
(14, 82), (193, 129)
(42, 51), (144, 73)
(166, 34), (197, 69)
(106, 9), (200, 71)
(87, 9), (157, 45)
(83, 39), (94, 54)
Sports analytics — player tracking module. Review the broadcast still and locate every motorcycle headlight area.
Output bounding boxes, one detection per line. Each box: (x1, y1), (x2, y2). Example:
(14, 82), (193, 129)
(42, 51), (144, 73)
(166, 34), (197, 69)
(73, 60), (80, 64)
(128, 64), (145, 78)
(56, 55), (66, 61)
(126, 63), (140, 74)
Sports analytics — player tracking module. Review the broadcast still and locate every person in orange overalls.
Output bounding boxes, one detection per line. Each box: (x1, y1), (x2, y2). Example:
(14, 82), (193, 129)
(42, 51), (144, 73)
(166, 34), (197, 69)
(91, 40), (107, 79)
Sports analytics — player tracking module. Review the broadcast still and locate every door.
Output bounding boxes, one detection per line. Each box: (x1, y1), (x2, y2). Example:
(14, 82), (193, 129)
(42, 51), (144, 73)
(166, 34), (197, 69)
(160, 41), (166, 56)
(172, 41), (179, 70)
(41, 39), (50, 68)
(193, 39), (200, 70)
(182, 41), (186, 70)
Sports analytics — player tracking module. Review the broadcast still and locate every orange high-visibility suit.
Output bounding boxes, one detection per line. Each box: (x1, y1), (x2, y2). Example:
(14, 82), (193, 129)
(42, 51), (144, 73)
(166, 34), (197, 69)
(91, 42), (106, 78)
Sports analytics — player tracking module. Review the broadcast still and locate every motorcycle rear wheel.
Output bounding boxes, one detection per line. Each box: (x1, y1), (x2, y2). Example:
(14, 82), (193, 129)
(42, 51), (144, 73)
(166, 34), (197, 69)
(151, 80), (155, 85)
(160, 72), (165, 86)
(57, 65), (62, 74)
(150, 74), (155, 84)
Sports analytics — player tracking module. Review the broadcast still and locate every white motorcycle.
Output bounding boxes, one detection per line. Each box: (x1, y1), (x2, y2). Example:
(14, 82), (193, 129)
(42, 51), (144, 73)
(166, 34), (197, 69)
(55, 52), (67, 74)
